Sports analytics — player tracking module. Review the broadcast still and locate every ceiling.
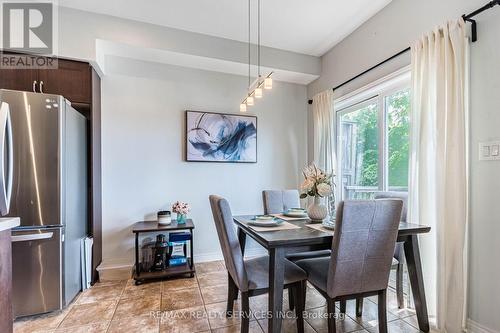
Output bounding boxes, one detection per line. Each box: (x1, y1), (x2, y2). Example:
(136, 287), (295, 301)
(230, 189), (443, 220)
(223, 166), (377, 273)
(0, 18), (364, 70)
(59, 0), (392, 57)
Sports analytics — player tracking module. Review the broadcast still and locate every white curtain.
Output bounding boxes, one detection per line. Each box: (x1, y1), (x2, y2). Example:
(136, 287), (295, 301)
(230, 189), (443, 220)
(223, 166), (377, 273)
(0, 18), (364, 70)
(409, 18), (469, 333)
(312, 90), (336, 214)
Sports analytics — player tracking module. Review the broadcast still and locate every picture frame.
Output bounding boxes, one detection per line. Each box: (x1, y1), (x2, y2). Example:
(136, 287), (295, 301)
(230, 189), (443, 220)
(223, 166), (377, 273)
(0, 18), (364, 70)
(185, 110), (257, 163)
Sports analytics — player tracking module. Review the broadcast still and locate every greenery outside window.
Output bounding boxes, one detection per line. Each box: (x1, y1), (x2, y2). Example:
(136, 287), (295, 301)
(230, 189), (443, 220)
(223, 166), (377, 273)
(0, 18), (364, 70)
(335, 69), (410, 200)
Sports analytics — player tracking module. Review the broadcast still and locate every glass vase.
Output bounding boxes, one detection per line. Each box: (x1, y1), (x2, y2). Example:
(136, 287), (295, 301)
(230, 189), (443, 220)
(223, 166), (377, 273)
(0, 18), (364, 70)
(176, 213), (186, 224)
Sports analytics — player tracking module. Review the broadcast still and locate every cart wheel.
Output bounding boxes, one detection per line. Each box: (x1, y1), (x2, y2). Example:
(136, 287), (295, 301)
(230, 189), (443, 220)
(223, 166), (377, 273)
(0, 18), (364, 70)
(190, 273), (195, 278)
(135, 280), (143, 286)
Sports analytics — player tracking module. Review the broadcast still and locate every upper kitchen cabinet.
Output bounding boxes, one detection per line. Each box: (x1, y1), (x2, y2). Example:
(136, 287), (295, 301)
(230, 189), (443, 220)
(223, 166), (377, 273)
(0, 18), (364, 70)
(38, 59), (92, 104)
(0, 68), (38, 93)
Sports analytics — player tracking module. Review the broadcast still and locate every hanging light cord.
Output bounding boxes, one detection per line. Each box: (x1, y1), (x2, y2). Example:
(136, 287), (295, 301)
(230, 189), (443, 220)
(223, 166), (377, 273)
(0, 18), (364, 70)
(258, 0), (261, 78)
(248, 0), (251, 91)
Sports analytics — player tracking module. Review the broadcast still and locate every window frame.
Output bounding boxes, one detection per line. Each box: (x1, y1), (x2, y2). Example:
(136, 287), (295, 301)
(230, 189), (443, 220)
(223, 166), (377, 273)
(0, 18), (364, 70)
(334, 67), (411, 201)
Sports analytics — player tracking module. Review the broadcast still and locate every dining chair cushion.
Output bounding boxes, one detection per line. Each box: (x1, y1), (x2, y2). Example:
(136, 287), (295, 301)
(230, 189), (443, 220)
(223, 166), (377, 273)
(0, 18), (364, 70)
(295, 256), (330, 291)
(286, 249), (332, 262)
(245, 256), (307, 290)
(262, 190), (301, 214)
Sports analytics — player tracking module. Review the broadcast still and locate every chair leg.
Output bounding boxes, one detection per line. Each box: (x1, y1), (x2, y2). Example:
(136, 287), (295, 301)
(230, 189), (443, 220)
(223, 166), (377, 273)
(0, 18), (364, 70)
(396, 263), (405, 309)
(356, 297), (364, 317)
(294, 281), (305, 333)
(289, 286), (295, 310)
(327, 298), (337, 333)
(378, 289), (388, 333)
(339, 300), (346, 314)
(241, 292), (250, 333)
(226, 273), (238, 317)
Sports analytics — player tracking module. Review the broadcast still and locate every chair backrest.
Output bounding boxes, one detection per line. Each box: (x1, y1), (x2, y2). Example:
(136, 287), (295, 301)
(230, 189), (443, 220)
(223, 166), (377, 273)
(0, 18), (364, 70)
(209, 195), (249, 291)
(262, 190), (301, 214)
(374, 192), (408, 222)
(327, 199), (402, 298)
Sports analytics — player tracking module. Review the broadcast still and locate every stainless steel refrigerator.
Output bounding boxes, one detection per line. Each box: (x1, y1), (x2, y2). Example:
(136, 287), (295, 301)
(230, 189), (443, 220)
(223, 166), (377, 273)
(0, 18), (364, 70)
(0, 89), (87, 318)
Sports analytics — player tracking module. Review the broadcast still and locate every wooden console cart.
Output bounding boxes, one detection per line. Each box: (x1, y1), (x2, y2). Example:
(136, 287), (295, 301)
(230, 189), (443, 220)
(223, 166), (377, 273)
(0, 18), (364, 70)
(132, 220), (195, 285)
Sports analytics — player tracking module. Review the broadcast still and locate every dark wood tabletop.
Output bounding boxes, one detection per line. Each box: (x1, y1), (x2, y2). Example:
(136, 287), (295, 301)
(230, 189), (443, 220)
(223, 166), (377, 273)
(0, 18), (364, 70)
(132, 219), (194, 233)
(233, 215), (430, 248)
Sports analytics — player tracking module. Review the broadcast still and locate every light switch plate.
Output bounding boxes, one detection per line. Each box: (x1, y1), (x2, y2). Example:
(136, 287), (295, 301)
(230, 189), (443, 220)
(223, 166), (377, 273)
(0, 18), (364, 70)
(479, 141), (500, 161)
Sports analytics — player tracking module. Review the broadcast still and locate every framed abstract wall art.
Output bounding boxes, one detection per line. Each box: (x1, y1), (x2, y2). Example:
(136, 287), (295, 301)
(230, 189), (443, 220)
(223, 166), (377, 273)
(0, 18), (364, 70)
(185, 111), (257, 163)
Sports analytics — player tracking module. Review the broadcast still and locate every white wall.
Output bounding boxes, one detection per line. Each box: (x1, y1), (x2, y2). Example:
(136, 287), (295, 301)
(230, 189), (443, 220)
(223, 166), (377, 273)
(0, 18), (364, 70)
(101, 56), (308, 266)
(306, 0), (500, 331)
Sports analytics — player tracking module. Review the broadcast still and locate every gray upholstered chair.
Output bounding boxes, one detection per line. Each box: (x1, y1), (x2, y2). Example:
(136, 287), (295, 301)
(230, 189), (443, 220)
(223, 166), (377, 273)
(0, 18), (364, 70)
(209, 195), (307, 333)
(262, 190), (331, 261)
(296, 199), (403, 333)
(375, 191), (408, 309)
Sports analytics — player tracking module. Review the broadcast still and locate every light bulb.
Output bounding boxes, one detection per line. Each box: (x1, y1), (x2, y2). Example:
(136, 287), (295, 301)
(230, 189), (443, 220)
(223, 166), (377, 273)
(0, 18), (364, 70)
(247, 96), (254, 106)
(254, 87), (263, 98)
(264, 77), (273, 89)
(240, 103), (247, 112)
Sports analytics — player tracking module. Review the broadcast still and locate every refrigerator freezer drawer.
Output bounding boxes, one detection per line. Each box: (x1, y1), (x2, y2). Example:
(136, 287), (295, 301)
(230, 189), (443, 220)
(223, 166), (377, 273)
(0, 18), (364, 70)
(11, 227), (62, 318)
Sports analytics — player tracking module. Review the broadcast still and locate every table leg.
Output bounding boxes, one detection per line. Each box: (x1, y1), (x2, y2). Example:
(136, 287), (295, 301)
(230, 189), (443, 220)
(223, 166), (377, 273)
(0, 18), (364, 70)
(190, 230), (194, 271)
(237, 227), (247, 255)
(404, 235), (430, 332)
(268, 247), (285, 333)
(135, 233), (140, 278)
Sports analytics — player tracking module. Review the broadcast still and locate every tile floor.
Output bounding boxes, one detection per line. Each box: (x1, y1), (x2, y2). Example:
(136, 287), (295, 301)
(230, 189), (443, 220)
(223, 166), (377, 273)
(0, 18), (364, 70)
(14, 261), (423, 333)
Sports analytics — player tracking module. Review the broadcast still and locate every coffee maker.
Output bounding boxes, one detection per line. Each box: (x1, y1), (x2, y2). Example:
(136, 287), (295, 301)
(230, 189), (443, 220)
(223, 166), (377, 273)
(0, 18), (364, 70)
(151, 234), (170, 271)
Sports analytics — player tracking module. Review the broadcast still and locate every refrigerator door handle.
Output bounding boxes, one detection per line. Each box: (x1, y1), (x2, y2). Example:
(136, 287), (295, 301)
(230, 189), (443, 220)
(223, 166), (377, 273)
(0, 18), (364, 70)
(12, 232), (54, 242)
(0, 101), (13, 215)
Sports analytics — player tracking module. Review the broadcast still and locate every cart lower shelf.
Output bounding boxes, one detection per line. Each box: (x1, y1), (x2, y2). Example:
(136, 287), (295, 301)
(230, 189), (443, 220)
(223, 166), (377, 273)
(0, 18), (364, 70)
(133, 260), (195, 284)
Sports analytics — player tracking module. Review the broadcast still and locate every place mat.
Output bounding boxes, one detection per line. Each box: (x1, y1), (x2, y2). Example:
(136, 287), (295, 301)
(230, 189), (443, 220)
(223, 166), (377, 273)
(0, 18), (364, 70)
(305, 223), (334, 234)
(270, 213), (309, 221)
(241, 220), (302, 232)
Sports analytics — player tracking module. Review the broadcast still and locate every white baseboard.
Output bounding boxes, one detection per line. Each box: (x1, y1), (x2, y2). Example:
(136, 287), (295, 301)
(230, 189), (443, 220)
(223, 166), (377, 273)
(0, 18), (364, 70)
(468, 319), (499, 333)
(96, 247), (267, 281)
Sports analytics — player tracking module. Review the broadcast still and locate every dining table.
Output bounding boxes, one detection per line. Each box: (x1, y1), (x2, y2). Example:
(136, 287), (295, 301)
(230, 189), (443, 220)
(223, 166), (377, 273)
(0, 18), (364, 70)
(233, 215), (431, 333)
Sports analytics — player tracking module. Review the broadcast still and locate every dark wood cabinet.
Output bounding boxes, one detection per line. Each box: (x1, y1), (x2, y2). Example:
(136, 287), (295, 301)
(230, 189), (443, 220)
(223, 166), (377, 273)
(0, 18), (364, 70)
(38, 59), (92, 104)
(0, 68), (37, 93)
(0, 230), (13, 333)
(0, 54), (102, 284)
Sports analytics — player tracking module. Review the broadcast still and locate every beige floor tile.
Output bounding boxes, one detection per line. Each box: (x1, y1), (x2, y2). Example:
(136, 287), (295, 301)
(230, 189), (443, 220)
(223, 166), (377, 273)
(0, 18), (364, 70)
(107, 316), (159, 333)
(159, 306), (210, 333)
(54, 321), (110, 333)
(258, 317), (316, 333)
(59, 301), (117, 328)
(249, 293), (291, 320)
(121, 279), (162, 298)
(113, 295), (161, 320)
(162, 276), (199, 292)
(366, 319), (420, 333)
(401, 315), (419, 330)
(76, 285), (123, 304)
(211, 321), (263, 333)
(195, 261), (225, 275)
(341, 299), (398, 329)
(305, 306), (364, 333)
(200, 284), (228, 305)
(14, 308), (72, 333)
(304, 285), (327, 310)
(161, 288), (203, 311)
(197, 270), (228, 288)
(205, 300), (250, 329)
(91, 280), (127, 289)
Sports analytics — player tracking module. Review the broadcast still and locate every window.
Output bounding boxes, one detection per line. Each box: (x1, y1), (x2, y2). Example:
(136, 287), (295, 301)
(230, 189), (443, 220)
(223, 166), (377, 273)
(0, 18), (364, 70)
(336, 69), (410, 200)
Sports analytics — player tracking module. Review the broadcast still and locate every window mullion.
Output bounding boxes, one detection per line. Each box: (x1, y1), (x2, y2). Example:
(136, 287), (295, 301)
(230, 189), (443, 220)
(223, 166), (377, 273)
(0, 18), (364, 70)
(378, 95), (388, 192)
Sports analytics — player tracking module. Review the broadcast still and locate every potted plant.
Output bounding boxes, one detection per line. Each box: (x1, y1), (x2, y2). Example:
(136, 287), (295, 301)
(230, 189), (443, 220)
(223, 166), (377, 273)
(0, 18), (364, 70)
(172, 201), (190, 224)
(300, 164), (334, 222)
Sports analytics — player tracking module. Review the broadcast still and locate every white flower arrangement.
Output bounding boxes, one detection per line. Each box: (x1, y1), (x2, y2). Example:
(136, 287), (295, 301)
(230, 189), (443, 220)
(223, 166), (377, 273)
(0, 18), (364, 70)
(172, 201), (191, 215)
(300, 164), (334, 199)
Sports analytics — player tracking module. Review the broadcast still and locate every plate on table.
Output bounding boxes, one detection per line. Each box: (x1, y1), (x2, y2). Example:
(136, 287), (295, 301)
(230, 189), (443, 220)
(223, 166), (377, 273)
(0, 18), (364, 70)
(322, 221), (335, 230)
(248, 215), (283, 227)
(283, 208), (308, 218)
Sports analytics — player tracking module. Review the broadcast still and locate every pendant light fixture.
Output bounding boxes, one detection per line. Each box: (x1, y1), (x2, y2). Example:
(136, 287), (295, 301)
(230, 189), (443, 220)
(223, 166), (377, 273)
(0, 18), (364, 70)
(240, 0), (273, 112)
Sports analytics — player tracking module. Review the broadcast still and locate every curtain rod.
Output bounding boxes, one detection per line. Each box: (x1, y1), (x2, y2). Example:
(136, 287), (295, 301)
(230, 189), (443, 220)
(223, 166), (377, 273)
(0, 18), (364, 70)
(308, 0), (500, 105)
